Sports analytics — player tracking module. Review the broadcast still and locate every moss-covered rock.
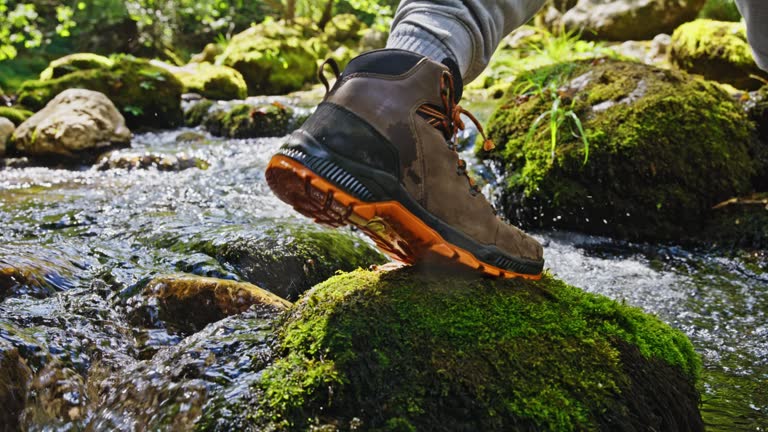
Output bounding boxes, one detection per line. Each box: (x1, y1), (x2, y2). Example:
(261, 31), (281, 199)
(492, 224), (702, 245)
(324, 14), (364, 45)
(164, 224), (386, 301)
(154, 61), (247, 100)
(202, 101), (294, 138)
(747, 85), (768, 142)
(251, 267), (703, 431)
(698, 0), (742, 21)
(38, 53), (114, 81)
(0, 107), (33, 126)
(183, 99), (215, 127)
(702, 193), (768, 249)
(18, 55), (183, 128)
(130, 274), (290, 334)
(669, 19), (768, 90)
(94, 151), (208, 171)
(218, 20), (319, 96)
(483, 59), (756, 241)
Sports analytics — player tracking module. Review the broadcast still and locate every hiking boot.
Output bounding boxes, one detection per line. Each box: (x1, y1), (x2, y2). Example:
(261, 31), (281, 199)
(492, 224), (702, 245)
(265, 49), (544, 279)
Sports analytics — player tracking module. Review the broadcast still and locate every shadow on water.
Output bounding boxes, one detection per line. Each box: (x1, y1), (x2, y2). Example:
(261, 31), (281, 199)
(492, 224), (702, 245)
(0, 129), (765, 429)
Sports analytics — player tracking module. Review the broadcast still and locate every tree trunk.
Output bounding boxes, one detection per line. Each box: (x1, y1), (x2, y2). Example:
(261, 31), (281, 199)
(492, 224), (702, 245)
(285, 0), (296, 23)
(317, 0), (335, 30)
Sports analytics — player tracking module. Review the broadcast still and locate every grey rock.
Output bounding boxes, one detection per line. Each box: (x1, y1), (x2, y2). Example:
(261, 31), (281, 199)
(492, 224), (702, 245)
(13, 89), (131, 160)
(562, 0), (705, 41)
(0, 117), (13, 158)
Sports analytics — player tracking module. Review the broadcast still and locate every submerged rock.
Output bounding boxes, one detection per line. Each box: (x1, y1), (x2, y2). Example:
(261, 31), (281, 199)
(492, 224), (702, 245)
(0, 244), (80, 301)
(562, 0), (705, 41)
(483, 59), (756, 241)
(0, 341), (32, 431)
(94, 151), (207, 171)
(249, 267), (703, 431)
(130, 274), (290, 334)
(85, 306), (281, 430)
(669, 19), (768, 90)
(13, 89), (131, 162)
(18, 55), (184, 128)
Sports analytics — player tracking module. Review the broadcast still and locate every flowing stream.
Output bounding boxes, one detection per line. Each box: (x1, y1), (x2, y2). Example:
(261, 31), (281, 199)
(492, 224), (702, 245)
(1, 113), (766, 429)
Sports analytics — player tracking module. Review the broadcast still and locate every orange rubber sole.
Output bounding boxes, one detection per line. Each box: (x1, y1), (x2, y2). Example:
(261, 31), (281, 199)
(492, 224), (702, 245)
(265, 154), (541, 280)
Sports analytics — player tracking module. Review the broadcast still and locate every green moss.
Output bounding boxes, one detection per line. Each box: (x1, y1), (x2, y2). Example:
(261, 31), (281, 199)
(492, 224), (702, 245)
(0, 107), (34, 126)
(483, 59), (755, 241)
(184, 99), (214, 127)
(253, 267), (702, 431)
(39, 53), (114, 81)
(698, 0), (742, 21)
(218, 21), (319, 96)
(324, 14), (364, 45)
(202, 102), (293, 138)
(669, 19), (768, 90)
(17, 55), (183, 128)
(174, 63), (247, 100)
(702, 193), (768, 249)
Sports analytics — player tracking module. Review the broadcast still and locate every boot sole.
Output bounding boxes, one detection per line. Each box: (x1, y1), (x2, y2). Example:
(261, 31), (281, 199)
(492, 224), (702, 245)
(265, 154), (542, 280)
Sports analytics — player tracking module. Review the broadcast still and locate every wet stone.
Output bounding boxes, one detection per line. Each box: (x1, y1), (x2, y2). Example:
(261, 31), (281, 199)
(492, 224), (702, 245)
(83, 307), (280, 430)
(127, 274), (290, 335)
(0, 244), (81, 301)
(0, 340), (32, 432)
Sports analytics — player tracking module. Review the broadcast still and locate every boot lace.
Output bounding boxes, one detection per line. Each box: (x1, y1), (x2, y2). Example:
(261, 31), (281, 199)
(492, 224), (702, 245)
(417, 71), (495, 196)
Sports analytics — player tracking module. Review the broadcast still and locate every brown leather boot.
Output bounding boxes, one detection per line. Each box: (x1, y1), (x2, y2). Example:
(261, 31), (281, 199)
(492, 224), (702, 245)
(265, 49), (544, 278)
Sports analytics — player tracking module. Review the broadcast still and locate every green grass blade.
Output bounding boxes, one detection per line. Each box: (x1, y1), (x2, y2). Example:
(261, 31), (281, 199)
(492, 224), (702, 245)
(567, 111), (590, 164)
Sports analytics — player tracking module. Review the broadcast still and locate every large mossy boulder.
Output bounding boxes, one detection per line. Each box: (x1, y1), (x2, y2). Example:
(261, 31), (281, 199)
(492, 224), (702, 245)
(38, 53), (114, 81)
(251, 267), (703, 431)
(669, 19), (768, 90)
(218, 20), (319, 96)
(18, 55), (183, 128)
(13, 89), (131, 162)
(483, 59), (756, 241)
(152, 61), (247, 100)
(561, 0), (705, 41)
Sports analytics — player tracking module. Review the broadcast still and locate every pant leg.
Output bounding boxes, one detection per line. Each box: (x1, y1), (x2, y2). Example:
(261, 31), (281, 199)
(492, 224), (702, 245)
(734, 0), (768, 71)
(386, 0), (546, 83)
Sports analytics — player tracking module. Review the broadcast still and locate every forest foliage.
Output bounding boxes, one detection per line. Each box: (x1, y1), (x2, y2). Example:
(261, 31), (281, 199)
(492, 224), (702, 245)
(0, 0), (397, 63)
